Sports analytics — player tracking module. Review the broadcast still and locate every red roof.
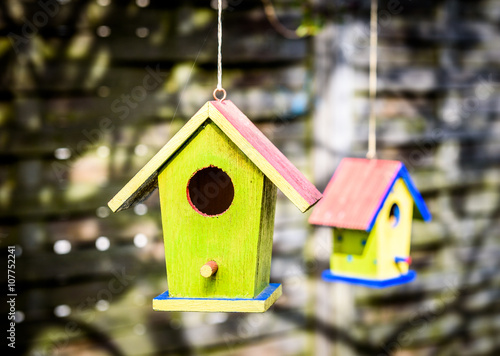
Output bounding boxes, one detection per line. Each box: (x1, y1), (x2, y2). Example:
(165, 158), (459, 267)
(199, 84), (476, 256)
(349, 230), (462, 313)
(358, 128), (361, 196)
(211, 100), (322, 210)
(308, 158), (404, 230)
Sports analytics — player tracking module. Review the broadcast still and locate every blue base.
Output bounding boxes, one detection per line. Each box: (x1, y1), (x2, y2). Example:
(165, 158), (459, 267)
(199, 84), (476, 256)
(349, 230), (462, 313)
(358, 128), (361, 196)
(322, 270), (417, 288)
(154, 283), (281, 302)
(152, 283), (282, 312)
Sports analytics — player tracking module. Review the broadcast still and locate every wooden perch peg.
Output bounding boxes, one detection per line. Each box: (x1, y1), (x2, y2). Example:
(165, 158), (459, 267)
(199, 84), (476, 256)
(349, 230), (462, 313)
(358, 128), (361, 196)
(200, 261), (218, 278)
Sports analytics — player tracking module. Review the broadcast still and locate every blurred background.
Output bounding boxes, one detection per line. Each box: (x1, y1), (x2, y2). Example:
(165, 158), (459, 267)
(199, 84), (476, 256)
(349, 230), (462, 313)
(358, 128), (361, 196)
(1, 0), (500, 355)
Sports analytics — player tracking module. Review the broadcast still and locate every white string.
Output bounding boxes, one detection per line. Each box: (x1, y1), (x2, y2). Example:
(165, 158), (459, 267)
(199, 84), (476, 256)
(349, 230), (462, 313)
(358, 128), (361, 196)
(213, 0), (226, 100)
(217, 0), (223, 90)
(366, 0), (378, 159)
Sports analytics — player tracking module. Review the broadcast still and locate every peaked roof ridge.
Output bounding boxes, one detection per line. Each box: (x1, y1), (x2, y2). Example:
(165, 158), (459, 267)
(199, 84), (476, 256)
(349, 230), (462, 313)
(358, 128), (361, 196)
(208, 100), (321, 212)
(395, 163), (432, 222)
(108, 100), (321, 213)
(363, 160), (403, 231)
(308, 157), (431, 231)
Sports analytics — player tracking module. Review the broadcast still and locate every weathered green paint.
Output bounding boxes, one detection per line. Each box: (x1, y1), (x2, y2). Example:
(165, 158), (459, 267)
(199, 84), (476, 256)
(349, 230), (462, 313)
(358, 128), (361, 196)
(254, 176), (277, 295)
(158, 120), (277, 298)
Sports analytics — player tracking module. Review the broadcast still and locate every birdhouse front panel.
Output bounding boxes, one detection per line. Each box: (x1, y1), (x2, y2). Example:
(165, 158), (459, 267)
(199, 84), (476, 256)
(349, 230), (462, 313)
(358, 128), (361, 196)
(158, 121), (277, 299)
(372, 178), (413, 279)
(109, 100), (321, 311)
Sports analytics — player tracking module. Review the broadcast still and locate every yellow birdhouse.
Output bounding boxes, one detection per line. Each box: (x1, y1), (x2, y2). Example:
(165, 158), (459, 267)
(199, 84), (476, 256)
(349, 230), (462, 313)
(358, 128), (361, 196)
(309, 158), (431, 288)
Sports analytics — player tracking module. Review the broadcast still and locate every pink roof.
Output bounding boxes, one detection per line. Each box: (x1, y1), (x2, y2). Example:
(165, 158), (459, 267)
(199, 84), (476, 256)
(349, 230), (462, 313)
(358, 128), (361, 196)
(211, 100), (322, 210)
(308, 158), (430, 231)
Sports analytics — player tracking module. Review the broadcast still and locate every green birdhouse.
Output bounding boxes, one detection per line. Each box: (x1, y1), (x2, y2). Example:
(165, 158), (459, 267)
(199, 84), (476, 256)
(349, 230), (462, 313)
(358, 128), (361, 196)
(108, 100), (321, 312)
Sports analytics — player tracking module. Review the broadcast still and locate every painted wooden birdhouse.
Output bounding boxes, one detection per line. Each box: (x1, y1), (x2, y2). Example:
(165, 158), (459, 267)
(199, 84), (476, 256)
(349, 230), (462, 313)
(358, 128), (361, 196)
(308, 158), (431, 288)
(108, 100), (321, 312)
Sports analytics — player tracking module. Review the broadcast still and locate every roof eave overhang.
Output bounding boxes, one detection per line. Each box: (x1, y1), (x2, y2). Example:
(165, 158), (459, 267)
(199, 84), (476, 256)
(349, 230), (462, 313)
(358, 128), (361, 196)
(108, 101), (322, 213)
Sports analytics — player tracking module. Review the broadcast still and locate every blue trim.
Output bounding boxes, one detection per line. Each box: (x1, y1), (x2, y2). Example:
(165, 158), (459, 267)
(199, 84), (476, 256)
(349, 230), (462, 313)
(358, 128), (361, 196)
(398, 165), (432, 222)
(153, 283), (281, 302)
(366, 163), (431, 231)
(365, 163), (401, 231)
(321, 270), (417, 288)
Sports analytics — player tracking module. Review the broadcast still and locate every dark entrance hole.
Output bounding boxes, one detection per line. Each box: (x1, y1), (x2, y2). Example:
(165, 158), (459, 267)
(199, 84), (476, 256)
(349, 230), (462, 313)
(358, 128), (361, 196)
(187, 166), (234, 216)
(389, 203), (400, 227)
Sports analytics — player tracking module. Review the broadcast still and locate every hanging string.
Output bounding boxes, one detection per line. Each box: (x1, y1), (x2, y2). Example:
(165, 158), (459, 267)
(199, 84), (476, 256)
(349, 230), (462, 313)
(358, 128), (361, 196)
(213, 0), (226, 101)
(366, 0), (378, 159)
(217, 0), (222, 89)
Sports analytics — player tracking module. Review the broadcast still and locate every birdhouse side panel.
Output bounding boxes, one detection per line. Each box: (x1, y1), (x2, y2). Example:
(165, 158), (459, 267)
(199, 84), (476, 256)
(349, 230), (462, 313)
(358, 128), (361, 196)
(158, 121), (266, 299)
(373, 178), (414, 279)
(330, 228), (378, 278)
(254, 176), (278, 296)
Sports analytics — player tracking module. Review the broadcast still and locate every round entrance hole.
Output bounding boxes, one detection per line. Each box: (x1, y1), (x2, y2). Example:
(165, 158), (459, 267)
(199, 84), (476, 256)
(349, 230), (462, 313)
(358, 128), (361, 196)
(389, 203), (400, 227)
(187, 166), (234, 216)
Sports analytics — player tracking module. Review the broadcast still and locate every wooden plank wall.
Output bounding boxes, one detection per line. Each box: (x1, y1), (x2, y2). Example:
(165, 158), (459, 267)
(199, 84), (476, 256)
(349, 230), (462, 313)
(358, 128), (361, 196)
(1, 1), (315, 355)
(0, 0), (499, 355)
(314, 0), (500, 355)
